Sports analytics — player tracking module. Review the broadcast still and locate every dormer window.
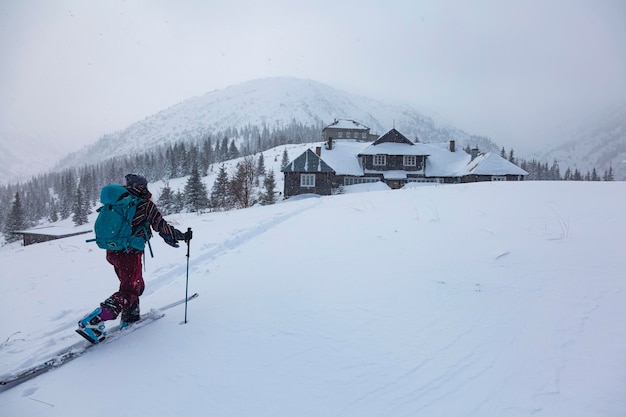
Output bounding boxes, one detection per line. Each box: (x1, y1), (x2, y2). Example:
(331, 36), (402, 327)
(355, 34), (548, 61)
(373, 155), (386, 166)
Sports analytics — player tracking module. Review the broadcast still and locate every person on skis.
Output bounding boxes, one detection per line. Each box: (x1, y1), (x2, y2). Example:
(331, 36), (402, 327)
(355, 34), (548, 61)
(77, 173), (192, 343)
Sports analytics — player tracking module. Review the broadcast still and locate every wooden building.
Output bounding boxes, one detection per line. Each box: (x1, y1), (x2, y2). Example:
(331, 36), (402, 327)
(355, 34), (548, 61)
(283, 124), (528, 198)
(12, 226), (91, 246)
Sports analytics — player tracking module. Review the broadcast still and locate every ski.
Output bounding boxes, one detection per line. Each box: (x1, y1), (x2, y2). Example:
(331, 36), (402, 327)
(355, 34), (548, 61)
(0, 293), (199, 387)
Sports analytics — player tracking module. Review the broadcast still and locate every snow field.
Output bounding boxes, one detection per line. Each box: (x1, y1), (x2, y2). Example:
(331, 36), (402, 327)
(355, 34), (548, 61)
(0, 181), (625, 417)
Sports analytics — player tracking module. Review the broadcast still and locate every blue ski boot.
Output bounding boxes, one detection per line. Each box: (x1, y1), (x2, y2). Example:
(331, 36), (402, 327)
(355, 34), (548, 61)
(120, 299), (141, 330)
(76, 307), (107, 344)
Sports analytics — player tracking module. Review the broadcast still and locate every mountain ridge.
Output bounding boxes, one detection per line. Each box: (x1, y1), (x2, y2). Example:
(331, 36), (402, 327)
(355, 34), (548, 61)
(535, 102), (626, 180)
(55, 77), (497, 171)
(3, 77), (624, 183)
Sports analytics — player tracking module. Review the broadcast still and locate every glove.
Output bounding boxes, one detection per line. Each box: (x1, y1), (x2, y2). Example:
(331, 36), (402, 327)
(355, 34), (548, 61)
(173, 228), (193, 243)
(159, 231), (180, 248)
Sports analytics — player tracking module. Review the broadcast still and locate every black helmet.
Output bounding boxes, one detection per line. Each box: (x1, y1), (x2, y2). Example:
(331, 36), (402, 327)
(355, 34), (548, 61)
(125, 174), (148, 188)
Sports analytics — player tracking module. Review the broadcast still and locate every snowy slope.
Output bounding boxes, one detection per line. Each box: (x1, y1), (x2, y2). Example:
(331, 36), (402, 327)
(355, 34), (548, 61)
(55, 77), (487, 170)
(0, 128), (75, 184)
(1, 180), (625, 417)
(537, 102), (626, 180)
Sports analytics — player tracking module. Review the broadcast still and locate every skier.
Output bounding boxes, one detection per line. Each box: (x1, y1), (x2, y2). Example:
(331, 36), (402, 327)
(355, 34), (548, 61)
(77, 174), (192, 343)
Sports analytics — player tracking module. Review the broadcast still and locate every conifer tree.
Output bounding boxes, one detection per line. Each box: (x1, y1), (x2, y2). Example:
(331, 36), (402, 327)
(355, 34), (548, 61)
(209, 165), (231, 211)
(549, 160), (561, 180)
(573, 169), (582, 181)
(214, 139), (222, 162)
(48, 201), (59, 223)
(72, 188), (89, 226)
(260, 169), (277, 205)
(257, 153), (266, 178)
(228, 140), (240, 160)
(158, 183), (177, 215)
(3, 192), (26, 243)
(174, 191), (185, 213)
(219, 136), (229, 161)
(508, 149), (515, 164)
(201, 136), (213, 175)
(183, 163), (210, 212)
(591, 168), (599, 181)
(563, 167), (572, 180)
(281, 148), (290, 170)
(59, 172), (76, 220)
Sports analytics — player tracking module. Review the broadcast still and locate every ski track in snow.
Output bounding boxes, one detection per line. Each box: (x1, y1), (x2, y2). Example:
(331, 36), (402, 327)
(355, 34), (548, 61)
(0, 199), (322, 378)
(144, 199), (321, 297)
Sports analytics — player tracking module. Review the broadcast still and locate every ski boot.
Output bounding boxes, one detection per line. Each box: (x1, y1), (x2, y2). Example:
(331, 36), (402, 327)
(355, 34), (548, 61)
(76, 307), (107, 344)
(120, 300), (141, 330)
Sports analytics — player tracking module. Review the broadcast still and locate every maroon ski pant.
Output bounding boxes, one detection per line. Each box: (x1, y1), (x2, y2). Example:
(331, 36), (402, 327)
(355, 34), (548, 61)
(103, 250), (145, 317)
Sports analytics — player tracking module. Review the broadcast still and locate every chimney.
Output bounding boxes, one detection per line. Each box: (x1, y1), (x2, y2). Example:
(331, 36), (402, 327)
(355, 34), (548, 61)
(315, 146), (321, 157)
(449, 140), (456, 152)
(327, 136), (333, 150)
(470, 147), (479, 161)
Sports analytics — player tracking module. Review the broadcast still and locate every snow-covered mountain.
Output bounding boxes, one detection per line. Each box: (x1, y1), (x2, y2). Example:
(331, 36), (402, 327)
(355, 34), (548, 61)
(7, 77), (622, 184)
(0, 128), (73, 184)
(536, 102), (626, 180)
(55, 77), (495, 170)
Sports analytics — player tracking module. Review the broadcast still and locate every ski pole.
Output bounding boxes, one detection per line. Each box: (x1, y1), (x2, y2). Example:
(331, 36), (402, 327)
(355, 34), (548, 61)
(184, 227), (192, 324)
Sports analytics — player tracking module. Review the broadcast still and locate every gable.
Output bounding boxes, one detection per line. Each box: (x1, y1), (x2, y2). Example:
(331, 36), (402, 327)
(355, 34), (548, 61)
(372, 128), (413, 146)
(282, 149), (335, 173)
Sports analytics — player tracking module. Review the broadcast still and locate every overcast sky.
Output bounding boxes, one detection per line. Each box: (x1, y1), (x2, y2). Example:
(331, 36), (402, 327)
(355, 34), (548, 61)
(1, 0), (625, 154)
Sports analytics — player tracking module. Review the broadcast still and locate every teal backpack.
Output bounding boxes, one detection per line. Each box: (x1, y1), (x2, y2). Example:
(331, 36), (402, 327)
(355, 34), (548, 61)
(87, 184), (151, 253)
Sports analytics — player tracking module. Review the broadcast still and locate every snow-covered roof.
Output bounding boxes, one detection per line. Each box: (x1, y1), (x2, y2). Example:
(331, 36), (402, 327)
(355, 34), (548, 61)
(282, 148), (335, 173)
(425, 146), (530, 177)
(323, 119), (370, 131)
(359, 142), (432, 156)
(288, 130), (528, 178)
(317, 141), (368, 175)
(359, 128), (430, 156)
(12, 226), (91, 237)
(423, 142), (472, 177)
(466, 152), (529, 176)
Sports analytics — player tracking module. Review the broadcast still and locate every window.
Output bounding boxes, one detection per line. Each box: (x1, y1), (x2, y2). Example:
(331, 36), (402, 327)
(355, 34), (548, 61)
(337, 131), (343, 138)
(346, 131), (351, 138)
(403, 155), (417, 166)
(344, 177), (380, 186)
(362, 132), (367, 139)
(406, 178), (442, 184)
(492, 176), (507, 181)
(301, 174), (316, 187)
(373, 155), (386, 166)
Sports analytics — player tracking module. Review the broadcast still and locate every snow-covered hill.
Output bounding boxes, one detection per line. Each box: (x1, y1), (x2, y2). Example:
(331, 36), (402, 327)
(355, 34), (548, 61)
(536, 102), (626, 180)
(1, 181), (625, 416)
(55, 77), (494, 171)
(4, 77), (624, 185)
(0, 128), (74, 184)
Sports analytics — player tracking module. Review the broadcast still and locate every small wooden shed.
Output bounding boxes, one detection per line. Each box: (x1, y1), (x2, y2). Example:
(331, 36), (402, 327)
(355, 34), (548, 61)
(12, 226), (91, 246)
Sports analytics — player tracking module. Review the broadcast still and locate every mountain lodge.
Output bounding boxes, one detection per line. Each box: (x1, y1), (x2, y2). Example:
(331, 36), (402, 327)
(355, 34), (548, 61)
(282, 119), (528, 198)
